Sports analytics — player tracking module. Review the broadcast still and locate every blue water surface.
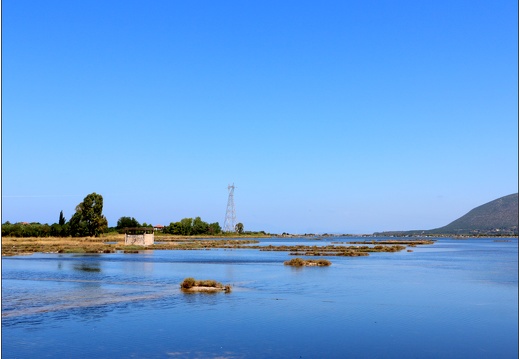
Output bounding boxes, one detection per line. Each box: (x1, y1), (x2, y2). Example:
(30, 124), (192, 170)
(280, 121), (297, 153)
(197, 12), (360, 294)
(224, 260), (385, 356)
(2, 237), (518, 358)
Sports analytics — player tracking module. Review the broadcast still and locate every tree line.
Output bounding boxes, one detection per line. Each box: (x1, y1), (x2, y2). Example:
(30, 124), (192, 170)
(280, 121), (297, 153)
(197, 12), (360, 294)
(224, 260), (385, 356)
(2, 192), (246, 237)
(2, 192), (108, 237)
(117, 216), (246, 236)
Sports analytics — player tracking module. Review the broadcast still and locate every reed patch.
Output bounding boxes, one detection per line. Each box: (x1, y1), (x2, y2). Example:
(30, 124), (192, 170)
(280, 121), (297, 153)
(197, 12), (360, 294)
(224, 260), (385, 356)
(180, 277), (231, 293)
(284, 258), (331, 267)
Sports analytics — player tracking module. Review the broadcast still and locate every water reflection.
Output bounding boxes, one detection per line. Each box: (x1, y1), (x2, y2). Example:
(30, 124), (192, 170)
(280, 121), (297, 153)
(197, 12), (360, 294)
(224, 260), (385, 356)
(73, 263), (101, 273)
(179, 291), (225, 306)
(122, 260), (155, 275)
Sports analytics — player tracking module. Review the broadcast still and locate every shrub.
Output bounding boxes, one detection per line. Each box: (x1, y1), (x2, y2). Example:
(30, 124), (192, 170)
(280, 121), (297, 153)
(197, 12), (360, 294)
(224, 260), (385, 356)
(198, 280), (218, 287)
(181, 277), (196, 289)
(284, 258), (306, 266)
(284, 257), (331, 267)
(316, 259), (332, 266)
(180, 277), (230, 292)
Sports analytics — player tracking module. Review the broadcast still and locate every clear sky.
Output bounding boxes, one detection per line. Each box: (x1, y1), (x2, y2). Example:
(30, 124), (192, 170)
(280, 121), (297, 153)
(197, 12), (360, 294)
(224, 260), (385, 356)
(2, 0), (518, 234)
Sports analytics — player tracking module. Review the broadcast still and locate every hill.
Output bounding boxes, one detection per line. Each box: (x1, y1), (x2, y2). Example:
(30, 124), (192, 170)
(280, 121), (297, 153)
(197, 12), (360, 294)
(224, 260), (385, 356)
(428, 193), (518, 235)
(375, 193), (519, 236)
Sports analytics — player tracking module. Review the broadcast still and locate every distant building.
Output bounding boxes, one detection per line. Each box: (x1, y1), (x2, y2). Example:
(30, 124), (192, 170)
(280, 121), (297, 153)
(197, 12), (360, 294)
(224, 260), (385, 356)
(153, 224), (164, 232)
(125, 228), (154, 246)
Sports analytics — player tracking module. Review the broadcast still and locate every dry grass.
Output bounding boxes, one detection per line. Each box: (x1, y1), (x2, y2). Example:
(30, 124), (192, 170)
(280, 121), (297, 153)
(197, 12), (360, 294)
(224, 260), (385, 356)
(1, 236), (260, 256)
(348, 240), (435, 245)
(1, 236), (120, 256)
(252, 244), (408, 256)
(180, 277), (231, 293)
(284, 258), (332, 267)
(1, 236), (434, 257)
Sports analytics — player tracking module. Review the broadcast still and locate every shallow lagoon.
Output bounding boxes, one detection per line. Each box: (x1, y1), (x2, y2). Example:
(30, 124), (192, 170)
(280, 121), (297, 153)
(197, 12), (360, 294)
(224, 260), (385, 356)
(2, 237), (518, 358)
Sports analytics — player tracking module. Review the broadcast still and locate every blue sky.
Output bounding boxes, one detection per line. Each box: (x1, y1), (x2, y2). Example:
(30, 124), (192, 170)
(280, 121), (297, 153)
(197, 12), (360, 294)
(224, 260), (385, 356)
(2, 0), (518, 233)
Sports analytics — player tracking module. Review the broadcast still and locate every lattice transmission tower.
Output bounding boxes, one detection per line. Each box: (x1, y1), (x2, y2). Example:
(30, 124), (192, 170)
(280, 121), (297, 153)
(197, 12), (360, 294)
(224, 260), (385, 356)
(223, 183), (236, 232)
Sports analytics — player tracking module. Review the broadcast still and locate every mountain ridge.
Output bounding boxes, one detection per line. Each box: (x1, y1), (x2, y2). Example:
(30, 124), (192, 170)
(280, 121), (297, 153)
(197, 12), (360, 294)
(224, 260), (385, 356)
(375, 193), (519, 236)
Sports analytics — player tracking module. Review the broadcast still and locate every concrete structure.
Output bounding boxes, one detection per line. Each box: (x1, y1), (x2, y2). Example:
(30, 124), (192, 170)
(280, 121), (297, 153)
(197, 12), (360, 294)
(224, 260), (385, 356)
(125, 228), (154, 246)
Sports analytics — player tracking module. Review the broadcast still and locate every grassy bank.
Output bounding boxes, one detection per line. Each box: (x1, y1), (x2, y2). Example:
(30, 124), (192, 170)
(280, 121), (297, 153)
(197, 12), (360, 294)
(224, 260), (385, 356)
(1, 235), (259, 256)
(1, 235), (435, 257)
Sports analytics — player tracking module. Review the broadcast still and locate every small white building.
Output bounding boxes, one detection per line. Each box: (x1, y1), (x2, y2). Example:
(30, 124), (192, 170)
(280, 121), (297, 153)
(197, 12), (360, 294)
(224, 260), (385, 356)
(125, 228), (154, 246)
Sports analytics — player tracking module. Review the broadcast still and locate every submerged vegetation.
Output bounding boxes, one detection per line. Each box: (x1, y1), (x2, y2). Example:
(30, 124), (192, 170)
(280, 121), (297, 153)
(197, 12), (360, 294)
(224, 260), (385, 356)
(250, 244), (408, 256)
(347, 240), (435, 246)
(181, 277), (231, 293)
(284, 258), (331, 267)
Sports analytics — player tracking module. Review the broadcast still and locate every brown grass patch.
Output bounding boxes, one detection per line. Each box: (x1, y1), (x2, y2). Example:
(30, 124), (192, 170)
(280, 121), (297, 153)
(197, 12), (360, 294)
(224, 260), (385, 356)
(180, 277), (231, 293)
(284, 258), (332, 267)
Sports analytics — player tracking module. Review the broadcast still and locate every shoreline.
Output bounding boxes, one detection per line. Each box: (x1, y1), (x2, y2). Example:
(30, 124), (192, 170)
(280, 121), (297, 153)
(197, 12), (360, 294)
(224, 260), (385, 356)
(3, 235), (515, 257)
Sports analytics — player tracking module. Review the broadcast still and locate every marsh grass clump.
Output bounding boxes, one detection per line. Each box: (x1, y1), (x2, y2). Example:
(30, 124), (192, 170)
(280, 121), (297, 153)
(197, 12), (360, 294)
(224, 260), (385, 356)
(197, 279), (218, 287)
(284, 258), (331, 267)
(348, 240), (435, 246)
(316, 259), (332, 266)
(284, 257), (306, 266)
(181, 277), (197, 289)
(255, 243), (412, 257)
(181, 277), (231, 293)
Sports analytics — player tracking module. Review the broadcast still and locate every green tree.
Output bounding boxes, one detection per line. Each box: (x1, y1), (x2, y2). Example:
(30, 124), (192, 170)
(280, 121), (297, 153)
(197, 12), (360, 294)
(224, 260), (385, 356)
(166, 221), (182, 235)
(69, 212), (89, 237)
(235, 222), (244, 234)
(50, 223), (62, 237)
(117, 216), (140, 229)
(59, 210), (66, 226)
(2, 222), (14, 236)
(61, 222), (70, 236)
(179, 218), (193, 236)
(208, 222), (222, 235)
(192, 217), (209, 235)
(70, 192), (108, 237)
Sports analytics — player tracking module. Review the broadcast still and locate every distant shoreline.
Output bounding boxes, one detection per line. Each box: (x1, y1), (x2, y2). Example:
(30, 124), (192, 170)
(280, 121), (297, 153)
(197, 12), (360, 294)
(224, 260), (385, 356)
(3, 234), (515, 257)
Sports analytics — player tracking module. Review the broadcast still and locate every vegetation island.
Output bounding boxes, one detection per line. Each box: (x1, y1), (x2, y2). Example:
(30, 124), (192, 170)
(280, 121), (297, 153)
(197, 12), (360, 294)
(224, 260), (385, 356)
(180, 277), (231, 293)
(284, 258), (331, 267)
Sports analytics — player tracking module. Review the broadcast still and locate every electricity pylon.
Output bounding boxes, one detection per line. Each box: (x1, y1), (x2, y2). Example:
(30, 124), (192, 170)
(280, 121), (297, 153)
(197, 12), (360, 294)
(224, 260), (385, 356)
(224, 184), (236, 232)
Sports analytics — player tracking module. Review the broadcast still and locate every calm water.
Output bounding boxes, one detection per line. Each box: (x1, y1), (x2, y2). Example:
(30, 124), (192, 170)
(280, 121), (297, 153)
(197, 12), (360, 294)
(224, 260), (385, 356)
(2, 237), (518, 358)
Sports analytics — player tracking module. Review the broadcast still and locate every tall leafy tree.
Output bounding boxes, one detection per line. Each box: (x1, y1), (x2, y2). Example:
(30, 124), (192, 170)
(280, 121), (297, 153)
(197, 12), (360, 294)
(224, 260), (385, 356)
(58, 210), (66, 226)
(70, 192), (108, 237)
(69, 212), (89, 237)
(235, 222), (244, 234)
